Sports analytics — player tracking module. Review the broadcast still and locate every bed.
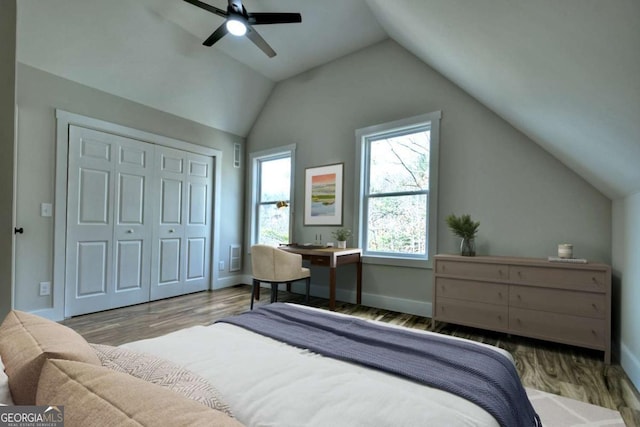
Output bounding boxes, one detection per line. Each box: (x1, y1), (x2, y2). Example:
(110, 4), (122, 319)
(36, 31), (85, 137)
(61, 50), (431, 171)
(121, 303), (539, 427)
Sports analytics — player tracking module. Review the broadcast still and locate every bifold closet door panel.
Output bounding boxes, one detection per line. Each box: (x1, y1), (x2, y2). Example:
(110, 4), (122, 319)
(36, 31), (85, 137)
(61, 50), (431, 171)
(150, 146), (213, 300)
(66, 126), (153, 316)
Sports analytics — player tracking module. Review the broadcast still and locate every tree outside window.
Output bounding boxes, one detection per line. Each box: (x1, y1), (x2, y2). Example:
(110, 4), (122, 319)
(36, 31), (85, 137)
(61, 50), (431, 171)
(356, 112), (440, 263)
(250, 148), (294, 247)
(366, 130), (429, 256)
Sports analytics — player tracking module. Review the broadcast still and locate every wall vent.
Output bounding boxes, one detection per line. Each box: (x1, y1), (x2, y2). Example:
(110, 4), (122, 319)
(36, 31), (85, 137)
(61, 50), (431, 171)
(229, 244), (241, 272)
(233, 143), (241, 168)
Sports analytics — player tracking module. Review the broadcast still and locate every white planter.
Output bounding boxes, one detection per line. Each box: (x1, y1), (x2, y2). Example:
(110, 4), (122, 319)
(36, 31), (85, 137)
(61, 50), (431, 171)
(337, 241), (347, 249)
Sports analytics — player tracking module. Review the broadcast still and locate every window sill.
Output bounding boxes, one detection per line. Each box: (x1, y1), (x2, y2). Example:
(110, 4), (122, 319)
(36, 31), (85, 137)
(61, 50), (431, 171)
(361, 255), (432, 269)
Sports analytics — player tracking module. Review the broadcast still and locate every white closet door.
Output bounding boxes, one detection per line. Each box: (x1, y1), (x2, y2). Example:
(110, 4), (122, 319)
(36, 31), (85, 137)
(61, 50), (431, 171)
(150, 147), (213, 300)
(184, 153), (214, 291)
(66, 126), (153, 316)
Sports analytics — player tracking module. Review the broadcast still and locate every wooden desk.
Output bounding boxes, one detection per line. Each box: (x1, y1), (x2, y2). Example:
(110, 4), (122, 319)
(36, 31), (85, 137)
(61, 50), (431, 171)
(281, 246), (362, 310)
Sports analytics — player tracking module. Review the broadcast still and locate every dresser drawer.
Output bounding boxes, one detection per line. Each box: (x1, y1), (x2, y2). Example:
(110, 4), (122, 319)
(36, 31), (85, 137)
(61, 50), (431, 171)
(436, 298), (508, 331)
(436, 278), (507, 305)
(510, 285), (606, 319)
(509, 308), (605, 350)
(509, 266), (607, 292)
(436, 261), (508, 281)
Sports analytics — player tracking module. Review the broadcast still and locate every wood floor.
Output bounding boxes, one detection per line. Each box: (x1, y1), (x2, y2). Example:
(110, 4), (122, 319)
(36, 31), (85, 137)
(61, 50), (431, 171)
(62, 285), (640, 427)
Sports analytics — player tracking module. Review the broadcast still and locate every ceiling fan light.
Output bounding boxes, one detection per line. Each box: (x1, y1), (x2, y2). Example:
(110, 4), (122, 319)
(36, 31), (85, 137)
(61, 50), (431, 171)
(226, 19), (247, 36)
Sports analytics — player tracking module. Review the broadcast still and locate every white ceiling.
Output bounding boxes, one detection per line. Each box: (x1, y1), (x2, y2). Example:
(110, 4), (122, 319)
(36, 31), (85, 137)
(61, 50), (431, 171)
(140, 0), (389, 81)
(16, 0), (640, 199)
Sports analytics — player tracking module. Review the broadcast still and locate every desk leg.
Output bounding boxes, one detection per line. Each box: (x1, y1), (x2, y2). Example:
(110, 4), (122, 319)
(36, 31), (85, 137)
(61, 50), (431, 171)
(356, 260), (362, 305)
(329, 267), (337, 311)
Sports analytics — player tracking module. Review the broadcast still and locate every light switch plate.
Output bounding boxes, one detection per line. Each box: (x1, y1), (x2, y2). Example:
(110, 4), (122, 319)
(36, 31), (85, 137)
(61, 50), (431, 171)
(41, 203), (53, 217)
(39, 281), (51, 296)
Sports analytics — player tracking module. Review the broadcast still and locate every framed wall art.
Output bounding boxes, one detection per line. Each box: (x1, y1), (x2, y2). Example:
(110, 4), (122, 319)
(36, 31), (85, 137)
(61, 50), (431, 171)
(304, 163), (343, 226)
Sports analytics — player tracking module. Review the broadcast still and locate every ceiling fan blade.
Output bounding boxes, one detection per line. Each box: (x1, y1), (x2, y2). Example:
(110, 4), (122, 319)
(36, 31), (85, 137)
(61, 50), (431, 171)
(183, 0), (228, 20)
(246, 25), (276, 58)
(203, 23), (229, 47)
(248, 12), (302, 25)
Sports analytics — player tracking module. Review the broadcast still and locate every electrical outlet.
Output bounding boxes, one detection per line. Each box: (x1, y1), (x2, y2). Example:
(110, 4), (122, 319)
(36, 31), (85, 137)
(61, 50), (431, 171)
(219, 260), (225, 271)
(39, 281), (51, 296)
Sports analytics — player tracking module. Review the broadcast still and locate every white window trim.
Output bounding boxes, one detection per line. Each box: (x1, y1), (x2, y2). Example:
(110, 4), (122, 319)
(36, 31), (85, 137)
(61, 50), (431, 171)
(354, 112), (441, 269)
(247, 144), (296, 252)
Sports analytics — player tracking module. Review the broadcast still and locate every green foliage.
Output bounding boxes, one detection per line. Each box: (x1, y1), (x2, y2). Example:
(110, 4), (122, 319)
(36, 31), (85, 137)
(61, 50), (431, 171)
(445, 214), (480, 239)
(331, 228), (352, 241)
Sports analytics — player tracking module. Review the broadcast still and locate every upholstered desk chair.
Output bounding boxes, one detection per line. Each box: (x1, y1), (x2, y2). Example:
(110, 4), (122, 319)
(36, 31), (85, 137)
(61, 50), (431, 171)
(250, 244), (311, 310)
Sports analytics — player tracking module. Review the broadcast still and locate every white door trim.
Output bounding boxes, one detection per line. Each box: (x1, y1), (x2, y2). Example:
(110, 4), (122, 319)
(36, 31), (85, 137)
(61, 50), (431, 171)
(11, 105), (18, 312)
(51, 109), (222, 320)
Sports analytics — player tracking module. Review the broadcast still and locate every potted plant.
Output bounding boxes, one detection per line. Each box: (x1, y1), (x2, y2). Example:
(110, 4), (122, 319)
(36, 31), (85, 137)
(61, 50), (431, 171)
(445, 214), (480, 256)
(331, 228), (352, 249)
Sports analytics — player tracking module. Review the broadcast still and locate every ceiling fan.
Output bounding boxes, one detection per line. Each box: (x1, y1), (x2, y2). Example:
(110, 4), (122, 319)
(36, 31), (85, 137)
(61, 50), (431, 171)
(183, 0), (302, 58)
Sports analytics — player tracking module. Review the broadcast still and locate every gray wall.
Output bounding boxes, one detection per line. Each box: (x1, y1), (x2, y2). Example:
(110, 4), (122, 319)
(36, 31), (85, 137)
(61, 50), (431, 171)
(247, 39), (611, 315)
(612, 194), (640, 391)
(15, 63), (245, 313)
(0, 1), (16, 319)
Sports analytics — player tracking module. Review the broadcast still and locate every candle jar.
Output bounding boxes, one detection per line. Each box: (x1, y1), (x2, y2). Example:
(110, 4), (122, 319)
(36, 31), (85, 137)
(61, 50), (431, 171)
(558, 244), (573, 259)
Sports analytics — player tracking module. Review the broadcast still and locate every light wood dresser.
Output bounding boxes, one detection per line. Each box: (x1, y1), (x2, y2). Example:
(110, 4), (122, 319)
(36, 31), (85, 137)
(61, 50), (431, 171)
(432, 254), (611, 363)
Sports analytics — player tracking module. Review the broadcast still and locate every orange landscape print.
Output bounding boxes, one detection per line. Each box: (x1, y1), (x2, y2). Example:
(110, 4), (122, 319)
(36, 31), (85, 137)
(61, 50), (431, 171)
(311, 173), (336, 216)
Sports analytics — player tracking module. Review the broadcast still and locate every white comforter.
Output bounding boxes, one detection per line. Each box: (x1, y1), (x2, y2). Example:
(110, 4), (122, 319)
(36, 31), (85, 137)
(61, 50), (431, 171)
(122, 306), (511, 427)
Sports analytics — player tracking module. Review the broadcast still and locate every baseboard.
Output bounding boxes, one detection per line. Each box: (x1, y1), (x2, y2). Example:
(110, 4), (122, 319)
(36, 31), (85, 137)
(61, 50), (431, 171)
(30, 308), (63, 322)
(228, 278), (432, 318)
(362, 293), (432, 318)
(307, 284), (432, 317)
(213, 274), (250, 290)
(620, 342), (640, 392)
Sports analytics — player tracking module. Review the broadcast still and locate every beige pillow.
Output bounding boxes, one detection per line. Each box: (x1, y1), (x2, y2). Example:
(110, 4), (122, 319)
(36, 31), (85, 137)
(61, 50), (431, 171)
(0, 356), (13, 405)
(0, 310), (100, 405)
(91, 343), (233, 416)
(36, 359), (244, 427)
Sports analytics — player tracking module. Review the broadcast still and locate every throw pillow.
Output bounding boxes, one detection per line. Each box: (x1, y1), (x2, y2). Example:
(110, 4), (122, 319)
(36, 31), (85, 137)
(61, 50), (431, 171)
(91, 343), (233, 416)
(36, 359), (244, 427)
(0, 310), (100, 405)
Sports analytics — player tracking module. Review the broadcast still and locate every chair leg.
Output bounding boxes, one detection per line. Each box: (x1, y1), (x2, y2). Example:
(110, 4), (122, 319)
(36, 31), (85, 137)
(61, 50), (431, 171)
(305, 277), (311, 304)
(271, 283), (278, 303)
(251, 279), (258, 310)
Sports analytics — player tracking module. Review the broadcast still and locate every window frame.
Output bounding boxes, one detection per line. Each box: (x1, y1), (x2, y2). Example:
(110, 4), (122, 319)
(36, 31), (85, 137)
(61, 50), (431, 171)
(248, 144), (296, 248)
(355, 112), (441, 268)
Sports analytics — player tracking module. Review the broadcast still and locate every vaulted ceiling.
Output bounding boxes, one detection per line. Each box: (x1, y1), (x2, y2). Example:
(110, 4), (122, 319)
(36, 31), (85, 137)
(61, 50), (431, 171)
(16, 0), (640, 199)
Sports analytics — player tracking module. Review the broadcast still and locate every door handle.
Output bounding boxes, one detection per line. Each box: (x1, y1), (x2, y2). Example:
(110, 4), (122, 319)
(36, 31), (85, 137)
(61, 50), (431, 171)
(127, 229), (134, 234)
(168, 229), (175, 233)
(14, 227), (24, 234)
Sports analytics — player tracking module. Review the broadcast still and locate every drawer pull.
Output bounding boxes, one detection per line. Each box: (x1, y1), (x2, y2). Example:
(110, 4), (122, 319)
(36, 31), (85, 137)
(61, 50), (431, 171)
(497, 315), (502, 321)
(592, 303), (598, 310)
(591, 329), (597, 335)
(498, 292), (503, 298)
(517, 271), (522, 278)
(517, 294), (521, 300)
(498, 269), (504, 276)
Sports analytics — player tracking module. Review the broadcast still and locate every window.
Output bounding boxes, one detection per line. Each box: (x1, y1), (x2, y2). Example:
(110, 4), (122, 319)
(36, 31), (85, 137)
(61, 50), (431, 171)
(356, 112), (440, 265)
(249, 145), (295, 246)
